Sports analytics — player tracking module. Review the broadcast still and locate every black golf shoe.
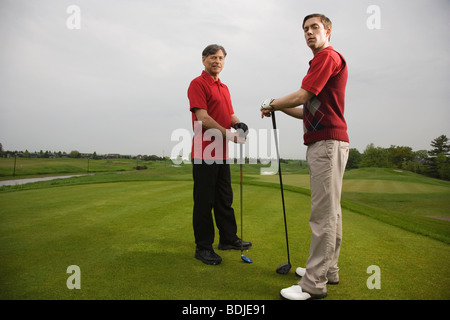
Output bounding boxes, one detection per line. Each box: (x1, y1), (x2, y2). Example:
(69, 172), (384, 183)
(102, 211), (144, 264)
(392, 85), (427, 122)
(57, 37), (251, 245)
(218, 238), (252, 251)
(195, 248), (222, 265)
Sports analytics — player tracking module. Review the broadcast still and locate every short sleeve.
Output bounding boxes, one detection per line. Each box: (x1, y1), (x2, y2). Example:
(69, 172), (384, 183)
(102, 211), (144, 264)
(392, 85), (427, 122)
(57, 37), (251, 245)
(301, 51), (341, 96)
(188, 80), (208, 112)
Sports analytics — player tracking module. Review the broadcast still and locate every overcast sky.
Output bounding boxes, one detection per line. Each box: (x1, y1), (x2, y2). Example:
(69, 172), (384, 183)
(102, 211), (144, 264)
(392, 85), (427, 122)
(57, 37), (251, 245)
(1, 0), (449, 160)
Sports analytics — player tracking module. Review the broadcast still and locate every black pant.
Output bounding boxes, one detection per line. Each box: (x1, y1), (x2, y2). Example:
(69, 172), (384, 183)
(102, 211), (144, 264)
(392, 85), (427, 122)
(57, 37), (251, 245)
(192, 160), (238, 250)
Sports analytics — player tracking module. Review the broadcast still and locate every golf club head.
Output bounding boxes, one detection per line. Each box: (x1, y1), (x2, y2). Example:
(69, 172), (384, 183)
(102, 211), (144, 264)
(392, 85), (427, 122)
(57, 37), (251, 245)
(241, 255), (253, 264)
(276, 263), (291, 274)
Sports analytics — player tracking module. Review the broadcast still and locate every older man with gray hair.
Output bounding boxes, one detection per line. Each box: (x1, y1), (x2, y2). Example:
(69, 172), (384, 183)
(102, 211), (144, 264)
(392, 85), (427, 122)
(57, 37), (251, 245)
(188, 44), (251, 265)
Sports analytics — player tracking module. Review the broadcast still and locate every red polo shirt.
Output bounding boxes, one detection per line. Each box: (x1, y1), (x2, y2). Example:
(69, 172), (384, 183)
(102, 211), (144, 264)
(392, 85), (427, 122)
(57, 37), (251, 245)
(188, 71), (235, 161)
(301, 46), (349, 144)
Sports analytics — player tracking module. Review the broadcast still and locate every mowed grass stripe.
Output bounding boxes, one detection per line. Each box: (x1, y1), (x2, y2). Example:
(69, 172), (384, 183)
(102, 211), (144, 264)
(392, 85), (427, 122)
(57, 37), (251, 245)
(343, 179), (449, 194)
(255, 173), (449, 194)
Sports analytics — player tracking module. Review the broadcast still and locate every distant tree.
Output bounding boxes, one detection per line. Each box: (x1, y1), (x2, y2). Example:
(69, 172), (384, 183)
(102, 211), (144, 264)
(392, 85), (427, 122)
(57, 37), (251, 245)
(347, 148), (362, 169)
(69, 150), (80, 158)
(424, 135), (450, 180)
(414, 150), (429, 161)
(387, 145), (414, 169)
(436, 153), (450, 180)
(405, 150), (428, 174)
(429, 135), (450, 157)
(359, 143), (389, 168)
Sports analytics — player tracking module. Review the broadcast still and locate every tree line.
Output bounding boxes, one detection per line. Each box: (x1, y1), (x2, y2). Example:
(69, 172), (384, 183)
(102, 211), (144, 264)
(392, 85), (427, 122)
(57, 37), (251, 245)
(347, 135), (450, 181)
(1, 135), (449, 180)
(0, 145), (165, 162)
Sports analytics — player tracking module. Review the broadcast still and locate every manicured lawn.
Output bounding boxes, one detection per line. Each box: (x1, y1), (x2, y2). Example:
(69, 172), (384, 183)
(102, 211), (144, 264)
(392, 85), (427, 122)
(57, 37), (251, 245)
(1, 165), (449, 299)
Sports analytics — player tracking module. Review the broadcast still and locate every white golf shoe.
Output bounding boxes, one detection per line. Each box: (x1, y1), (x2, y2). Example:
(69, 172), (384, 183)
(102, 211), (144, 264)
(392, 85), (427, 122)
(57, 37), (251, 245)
(295, 267), (306, 277)
(280, 285), (311, 300)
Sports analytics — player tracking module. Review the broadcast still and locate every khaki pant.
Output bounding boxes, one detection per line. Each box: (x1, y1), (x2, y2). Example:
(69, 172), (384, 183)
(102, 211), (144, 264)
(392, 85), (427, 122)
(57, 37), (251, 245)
(299, 140), (349, 295)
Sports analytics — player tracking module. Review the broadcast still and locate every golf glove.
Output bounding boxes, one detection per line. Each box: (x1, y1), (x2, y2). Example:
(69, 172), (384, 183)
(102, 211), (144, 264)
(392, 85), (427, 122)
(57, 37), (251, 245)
(260, 98), (275, 111)
(233, 122), (249, 138)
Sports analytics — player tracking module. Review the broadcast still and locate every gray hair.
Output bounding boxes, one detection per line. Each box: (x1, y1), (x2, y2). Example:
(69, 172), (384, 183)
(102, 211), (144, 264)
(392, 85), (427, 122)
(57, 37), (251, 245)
(202, 44), (227, 58)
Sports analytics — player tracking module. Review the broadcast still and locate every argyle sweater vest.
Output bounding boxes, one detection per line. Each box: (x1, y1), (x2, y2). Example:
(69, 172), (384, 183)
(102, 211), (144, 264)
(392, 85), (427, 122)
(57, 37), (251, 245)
(303, 52), (349, 145)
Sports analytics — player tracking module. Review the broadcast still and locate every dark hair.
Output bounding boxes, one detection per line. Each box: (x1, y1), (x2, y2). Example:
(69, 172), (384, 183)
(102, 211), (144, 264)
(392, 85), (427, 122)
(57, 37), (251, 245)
(202, 44), (227, 58)
(302, 13), (332, 29)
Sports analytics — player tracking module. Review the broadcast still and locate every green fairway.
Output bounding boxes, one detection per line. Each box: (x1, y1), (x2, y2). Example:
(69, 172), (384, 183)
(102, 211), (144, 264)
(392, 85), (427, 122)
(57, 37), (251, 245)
(0, 163), (449, 300)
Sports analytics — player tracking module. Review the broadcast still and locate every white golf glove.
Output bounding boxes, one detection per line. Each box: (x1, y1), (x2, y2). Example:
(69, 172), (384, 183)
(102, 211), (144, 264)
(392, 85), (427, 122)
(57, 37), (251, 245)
(260, 98), (274, 111)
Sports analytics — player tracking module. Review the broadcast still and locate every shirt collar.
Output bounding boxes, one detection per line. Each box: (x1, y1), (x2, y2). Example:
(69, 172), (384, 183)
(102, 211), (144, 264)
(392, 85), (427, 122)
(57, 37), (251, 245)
(201, 70), (223, 86)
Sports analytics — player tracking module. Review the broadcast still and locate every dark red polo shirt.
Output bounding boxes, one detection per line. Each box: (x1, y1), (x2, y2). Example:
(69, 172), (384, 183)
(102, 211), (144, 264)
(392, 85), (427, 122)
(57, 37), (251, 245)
(301, 46), (349, 144)
(188, 71), (235, 161)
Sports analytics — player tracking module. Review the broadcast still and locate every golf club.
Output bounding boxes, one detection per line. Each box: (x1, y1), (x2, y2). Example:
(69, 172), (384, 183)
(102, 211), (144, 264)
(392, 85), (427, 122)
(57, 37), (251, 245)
(240, 142), (252, 264)
(271, 111), (291, 274)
